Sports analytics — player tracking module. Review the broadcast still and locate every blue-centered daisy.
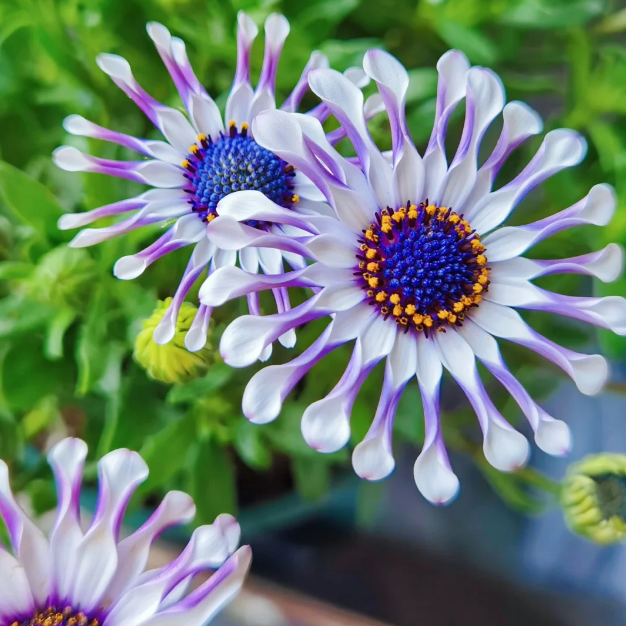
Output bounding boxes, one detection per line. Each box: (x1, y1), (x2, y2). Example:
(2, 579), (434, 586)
(53, 13), (380, 356)
(0, 438), (250, 626)
(197, 49), (626, 504)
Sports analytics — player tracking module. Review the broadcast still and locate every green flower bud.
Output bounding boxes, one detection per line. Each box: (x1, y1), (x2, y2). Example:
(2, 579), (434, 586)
(27, 247), (97, 309)
(561, 454), (626, 545)
(134, 298), (213, 384)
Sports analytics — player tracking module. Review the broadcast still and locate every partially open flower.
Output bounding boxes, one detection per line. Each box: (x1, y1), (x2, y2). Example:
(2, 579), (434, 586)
(562, 453), (626, 544)
(0, 438), (251, 626)
(135, 298), (214, 383)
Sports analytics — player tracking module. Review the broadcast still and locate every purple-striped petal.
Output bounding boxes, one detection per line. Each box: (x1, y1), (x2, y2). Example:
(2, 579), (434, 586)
(469, 299), (608, 396)
(490, 244), (623, 283)
(469, 129), (588, 234)
(435, 329), (530, 472)
(53, 147), (185, 188)
(414, 334), (459, 505)
(484, 184), (616, 261)
(63, 115), (183, 163)
(423, 50), (470, 201)
(226, 12), (258, 125)
(487, 277), (626, 335)
(352, 332), (417, 480)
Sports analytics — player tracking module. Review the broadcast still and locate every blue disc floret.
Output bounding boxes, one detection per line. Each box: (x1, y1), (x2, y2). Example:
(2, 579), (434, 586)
(181, 121), (297, 225)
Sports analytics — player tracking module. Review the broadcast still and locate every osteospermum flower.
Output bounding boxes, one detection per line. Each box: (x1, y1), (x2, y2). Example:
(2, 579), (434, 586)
(53, 13), (380, 356)
(198, 49), (626, 504)
(0, 438), (250, 626)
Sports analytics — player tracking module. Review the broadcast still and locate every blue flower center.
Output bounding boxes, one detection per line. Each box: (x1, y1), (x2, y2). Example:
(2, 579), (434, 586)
(182, 122), (297, 225)
(357, 202), (489, 334)
(14, 607), (99, 626)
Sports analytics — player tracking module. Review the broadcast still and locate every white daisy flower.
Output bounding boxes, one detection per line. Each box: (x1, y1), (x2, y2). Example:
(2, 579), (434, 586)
(0, 438), (250, 626)
(197, 49), (626, 504)
(53, 12), (381, 357)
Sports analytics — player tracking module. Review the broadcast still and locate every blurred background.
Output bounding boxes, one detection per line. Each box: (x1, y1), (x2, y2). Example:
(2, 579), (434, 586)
(1, 0), (626, 624)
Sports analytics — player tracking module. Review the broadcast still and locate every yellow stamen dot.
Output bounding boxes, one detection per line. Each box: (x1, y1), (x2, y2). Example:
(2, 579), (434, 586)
(426, 204), (437, 216)
(241, 122), (249, 130)
(413, 314), (424, 325)
(473, 295), (482, 304)
(181, 160), (190, 169)
(449, 314), (457, 323)
(292, 194), (300, 203)
(190, 145), (200, 155)
(376, 292), (387, 302)
(197, 134), (207, 142)
(453, 302), (465, 313)
(207, 213), (216, 222)
(390, 294), (401, 305)
(365, 229), (375, 241)
(476, 255), (486, 266)
(360, 244), (369, 251)
(392, 211), (404, 222)
(359, 261), (366, 269)
(405, 304), (416, 316)
(367, 262), (379, 272)
(423, 316), (433, 328)
(381, 224), (393, 233)
(461, 296), (473, 306)
(408, 209), (418, 220)
(449, 214), (460, 224)
(393, 305), (403, 317)
(473, 283), (483, 293)
(366, 249), (377, 259)
(478, 275), (488, 285)
(228, 120), (236, 128)
(368, 277), (379, 288)
(437, 310), (450, 320)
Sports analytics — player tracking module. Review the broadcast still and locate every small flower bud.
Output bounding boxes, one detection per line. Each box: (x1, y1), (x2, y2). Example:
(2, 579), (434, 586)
(134, 298), (213, 384)
(561, 453), (626, 545)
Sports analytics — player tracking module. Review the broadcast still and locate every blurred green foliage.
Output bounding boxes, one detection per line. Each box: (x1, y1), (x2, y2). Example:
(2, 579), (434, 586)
(0, 0), (624, 523)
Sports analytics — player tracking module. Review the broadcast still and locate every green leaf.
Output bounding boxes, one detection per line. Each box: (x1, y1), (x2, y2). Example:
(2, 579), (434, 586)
(1, 336), (75, 412)
(26, 478), (58, 516)
(44, 308), (76, 360)
(292, 456), (330, 501)
(21, 395), (60, 439)
(0, 261), (33, 280)
(95, 342), (127, 458)
(499, 0), (604, 28)
(476, 459), (547, 515)
(0, 160), (65, 244)
(189, 438), (237, 524)
(75, 285), (110, 396)
(435, 21), (498, 65)
(167, 363), (234, 405)
(406, 68), (438, 104)
(0, 294), (54, 339)
(234, 419), (272, 470)
(138, 410), (197, 495)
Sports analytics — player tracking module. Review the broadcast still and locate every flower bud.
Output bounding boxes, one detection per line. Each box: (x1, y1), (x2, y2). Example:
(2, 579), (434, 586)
(134, 298), (213, 384)
(561, 454), (626, 544)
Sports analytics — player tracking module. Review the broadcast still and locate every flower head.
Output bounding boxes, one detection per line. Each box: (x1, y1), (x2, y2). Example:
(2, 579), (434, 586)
(135, 298), (214, 383)
(0, 438), (250, 626)
(562, 453), (626, 544)
(198, 49), (626, 504)
(53, 13), (382, 357)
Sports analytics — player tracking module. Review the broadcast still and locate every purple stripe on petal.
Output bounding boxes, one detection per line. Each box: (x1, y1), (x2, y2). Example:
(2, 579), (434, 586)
(242, 321), (338, 424)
